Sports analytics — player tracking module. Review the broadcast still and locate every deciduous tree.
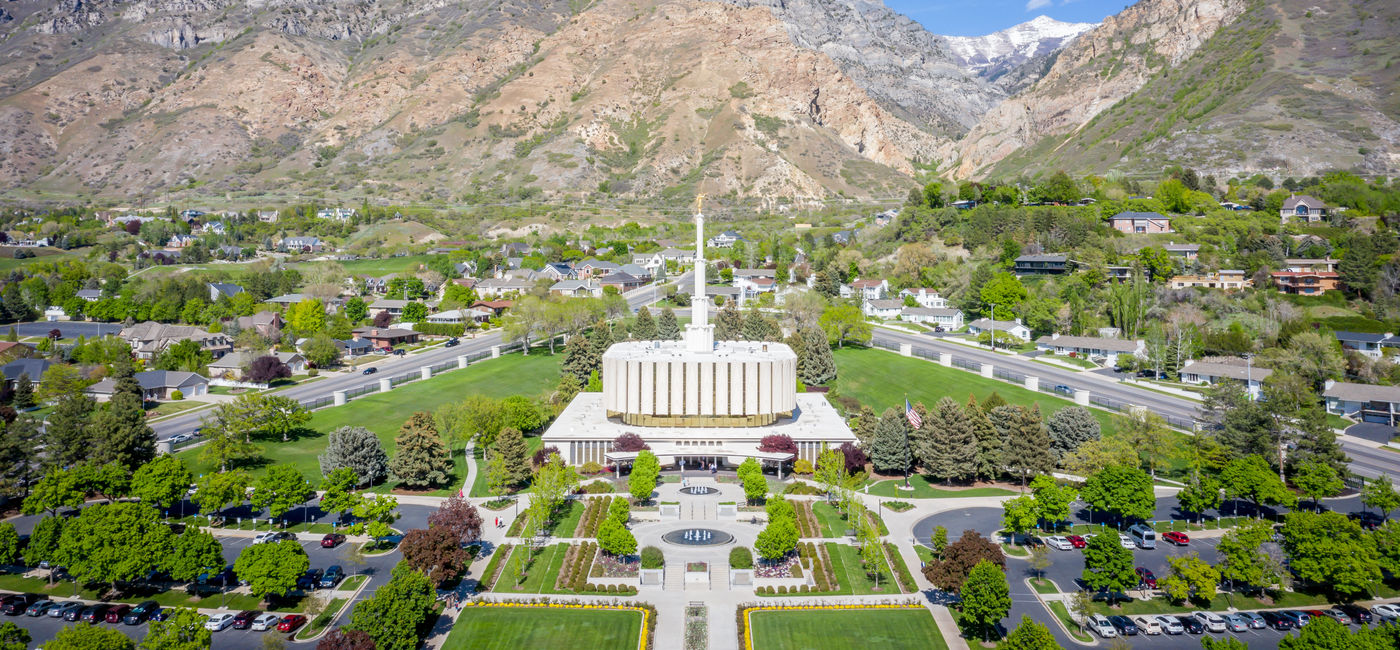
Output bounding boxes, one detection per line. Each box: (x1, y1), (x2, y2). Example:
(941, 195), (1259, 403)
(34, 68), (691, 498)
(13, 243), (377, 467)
(960, 559), (1010, 642)
(55, 502), (174, 586)
(1081, 532), (1136, 595)
(1158, 553), (1219, 604)
(818, 303), (870, 347)
(923, 530), (1004, 592)
(1029, 475), (1076, 530)
(131, 455), (193, 511)
(1363, 474), (1400, 519)
(345, 562), (436, 650)
(1080, 464), (1154, 523)
(1293, 460), (1344, 510)
(1217, 519), (1274, 592)
(629, 450), (660, 503)
(194, 470), (251, 517)
(1280, 511), (1380, 598)
(141, 607), (210, 650)
(23, 516), (63, 569)
(597, 517), (638, 556)
(46, 623), (132, 650)
(427, 494), (483, 544)
(754, 517), (798, 561)
(1001, 496), (1037, 545)
(1002, 616), (1057, 650)
(246, 355), (292, 383)
(1220, 455), (1296, 513)
(235, 539), (310, 600)
(251, 466), (315, 522)
(399, 527), (467, 587)
(166, 528), (226, 583)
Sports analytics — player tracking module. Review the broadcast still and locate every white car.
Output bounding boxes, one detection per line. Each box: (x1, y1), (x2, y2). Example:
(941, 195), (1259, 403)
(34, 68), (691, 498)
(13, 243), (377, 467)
(251, 532), (277, 544)
(205, 613), (235, 631)
(1154, 615), (1185, 635)
(1118, 533), (1134, 549)
(251, 613), (281, 631)
(166, 433), (192, 445)
(1371, 603), (1400, 618)
(1193, 611), (1227, 633)
(1132, 615), (1162, 635)
(1045, 536), (1073, 551)
(1089, 614), (1118, 638)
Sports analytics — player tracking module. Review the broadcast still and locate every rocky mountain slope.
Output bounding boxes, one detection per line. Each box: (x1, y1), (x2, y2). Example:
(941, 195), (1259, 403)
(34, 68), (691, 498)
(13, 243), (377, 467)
(945, 16), (1096, 91)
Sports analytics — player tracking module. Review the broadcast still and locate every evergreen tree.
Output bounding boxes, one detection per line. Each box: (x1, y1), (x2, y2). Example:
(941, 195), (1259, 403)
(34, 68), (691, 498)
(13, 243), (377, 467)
(785, 330), (806, 380)
(1046, 406), (1100, 461)
(388, 412), (453, 488)
(44, 394), (95, 469)
(813, 267), (840, 298)
(318, 426), (390, 487)
(715, 301), (742, 340)
(632, 307), (657, 340)
(798, 326), (836, 385)
(852, 405), (877, 445)
(920, 397), (978, 484)
(492, 426), (532, 485)
(741, 308), (770, 341)
(657, 308), (680, 340)
(869, 407), (912, 476)
(11, 374), (33, 409)
(89, 374), (155, 472)
(966, 396), (1002, 481)
(0, 416), (41, 501)
(980, 392), (1007, 412)
(587, 319), (613, 356)
(560, 334), (599, 384)
(991, 405), (1053, 488)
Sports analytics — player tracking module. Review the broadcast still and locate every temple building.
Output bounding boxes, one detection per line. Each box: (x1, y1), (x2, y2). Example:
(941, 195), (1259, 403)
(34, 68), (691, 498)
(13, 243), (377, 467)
(541, 201), (857, 470)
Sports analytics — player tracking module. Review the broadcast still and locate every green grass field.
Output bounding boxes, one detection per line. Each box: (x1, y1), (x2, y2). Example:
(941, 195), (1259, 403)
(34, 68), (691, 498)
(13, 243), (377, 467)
(445, 606), (642, 650)
(176, 352), (561, 495)
(865, 477), (1017, 499)
(329, 254), (446, 277)
(748, 608), (944, 650)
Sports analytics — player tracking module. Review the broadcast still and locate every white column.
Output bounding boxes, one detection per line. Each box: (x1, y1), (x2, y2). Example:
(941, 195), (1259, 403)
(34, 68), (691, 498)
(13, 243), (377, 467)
(938, 352), (952, 367)
(457, 355), (469, 369)
(378, 378), (391, 393)
(420, 366), (432, 381)
(1024, 376), (1039, 392)
(899, 343), (912, 357)
(980, 364), (994, 378)
(333, 390), (347, 406)
(491, 345), (501, 359)
(1074, 389), (1091, 406)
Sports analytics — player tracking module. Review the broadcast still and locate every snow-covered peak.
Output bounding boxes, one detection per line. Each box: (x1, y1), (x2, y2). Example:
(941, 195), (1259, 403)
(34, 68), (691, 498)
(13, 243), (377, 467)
(944, 15), (1098, 72)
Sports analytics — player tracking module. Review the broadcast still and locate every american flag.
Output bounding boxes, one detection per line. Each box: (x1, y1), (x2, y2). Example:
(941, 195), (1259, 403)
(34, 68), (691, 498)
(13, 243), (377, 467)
(905, 398), (921, 429)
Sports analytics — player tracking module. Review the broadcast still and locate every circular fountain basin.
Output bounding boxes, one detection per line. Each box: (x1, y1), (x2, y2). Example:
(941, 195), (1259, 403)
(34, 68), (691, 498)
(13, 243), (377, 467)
(680, 486), (719, 496)
(662, 528), (734, 546)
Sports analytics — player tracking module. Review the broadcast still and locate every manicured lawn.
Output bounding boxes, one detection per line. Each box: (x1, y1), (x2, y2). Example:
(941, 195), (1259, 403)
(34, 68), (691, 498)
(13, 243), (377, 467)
(825, 542), (893, 595)
(1046, 601), (1093, 642)
(1028, 577), (1059, 594)
(811, 503), (849, 538)
(445, 606), (643, 650)
(333, 255), (446, 277)
(748, 608), (945, 650)
(176, 352), (560, 495)
(499, 543), (567, 594)
(1088, 590), (1331, 617)
(865, 476), (1017, 499)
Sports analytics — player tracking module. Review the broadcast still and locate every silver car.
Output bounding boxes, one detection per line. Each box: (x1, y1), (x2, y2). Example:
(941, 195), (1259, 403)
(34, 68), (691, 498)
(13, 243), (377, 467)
(48, 602), (82, 619)
(1154, 615), (1185, 634)
(1238, 612), (1266, 629)
(1222, 613), (1249, 632)
(1193, 611), (1227, 633)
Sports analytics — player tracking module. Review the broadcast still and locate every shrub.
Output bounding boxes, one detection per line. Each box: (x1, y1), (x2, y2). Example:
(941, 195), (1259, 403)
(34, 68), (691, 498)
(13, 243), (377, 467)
(607, 584), (617, 593)
(170, 390), (184, 401)
(778, 585), (787, 594)
(641, 546), (664, 569)
(729, 546), (754, 570)
(800, 585), (809, 593)
(793, 458), (813, 475)
(308, 368), (319, 376)
(582, 461), (603, 474)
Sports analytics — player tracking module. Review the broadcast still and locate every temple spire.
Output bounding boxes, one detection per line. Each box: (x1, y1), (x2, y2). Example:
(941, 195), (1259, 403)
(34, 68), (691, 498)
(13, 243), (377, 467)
(684, 195), (714, 352)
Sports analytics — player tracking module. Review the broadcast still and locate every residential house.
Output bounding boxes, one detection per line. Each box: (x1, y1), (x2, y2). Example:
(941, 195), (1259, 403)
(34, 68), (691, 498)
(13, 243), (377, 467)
(335, 338), (375, 357)
(659, 247), (696, 265)
(707, 231), (743, 248)
(167, 234), (198, 249)
(541, 262), (576, 281)
(471, 300), (513, 317)
(599, 272), (645, 293)
(1323, 380), (1400, 425)
(1169, 270), (1250, 291)
(900, 308), (964, 329)
(280, 236), (322, 252)
(76, 289), (102, 302)
(618, 263), (652, 282)
(500, 242), (534, 257)
(1108, 211), (1172, 234)
(179, 209), (205, 220)
(862, 299), (903, 320)
(574, 259), (621, 279)
(0, 358), (50, 390)
(1335, 331), (1391, 360)
(352, 327), (421, 350)
(476, 277), (535, 298)
(1013, 254), (1070, 275)
(873, 210), (897, 227)
(504, 257), (524, 270)
(119, 322), (232, 360)
(733, 269), (776, 281)
(550, 280), (601, 298)
(1271, 270), (1340, 295)
(1284, 258), (1339, 273)
(208, 351), (307, 378)
(43, 306), (68, 322)
(454, 261), (478, 277)
(235, 311), (282, 339)
(1162, 243), (1200, 260)
(88, 370), (208, 402)
(898, 288), (946, 309)
(839, 279), (889, 302)
(966, 318), (1031, 341)
(1180, 359), (1271, 399)
(216, 245), (244, 260)
(316, 208), (357, 221)
(369, 298), (412, 319)
(201, 222), (227, 236)
(501, 268), (540, 282)
(689, 285), (743, 306)
(1035, 334), (1145, 360)
(426, 308), (492, 325)
(266, 294), (306, 307)
(1281, 195), (1328, 224)
(361, 275), (391, 294)
(735, 276), (777, 302)
(832, 230), (858, 245)
(257, 210), (280, 223)
(208, 282), (244, 302)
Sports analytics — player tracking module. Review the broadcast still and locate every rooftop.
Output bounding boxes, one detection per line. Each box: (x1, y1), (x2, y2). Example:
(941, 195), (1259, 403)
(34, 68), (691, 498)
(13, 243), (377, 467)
(602, 339), (795, 363)
(543, 393), (853, 445)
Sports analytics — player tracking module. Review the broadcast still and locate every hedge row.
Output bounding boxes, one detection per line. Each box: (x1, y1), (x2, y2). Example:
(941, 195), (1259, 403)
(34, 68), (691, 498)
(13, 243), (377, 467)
(798, 542), (836, 592)
(577, 582), (637, 595)
(578, 496), (614, 538)
(575, 497), (606, 538)
(411, 322), (468, 337)
(558, 541), (598, 592)
(478, 543), (513, 592)
(757, 585), (813, 595)
(884, 542), (917, 594)
(793, 501), (820, 538)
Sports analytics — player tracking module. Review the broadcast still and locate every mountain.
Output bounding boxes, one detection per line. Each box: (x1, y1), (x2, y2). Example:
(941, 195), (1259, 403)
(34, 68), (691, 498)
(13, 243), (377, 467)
(944, 16), (1096, 90)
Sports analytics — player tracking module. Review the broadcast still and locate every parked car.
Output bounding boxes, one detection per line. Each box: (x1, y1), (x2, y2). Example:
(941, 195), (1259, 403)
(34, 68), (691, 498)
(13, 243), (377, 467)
(49, 602), (82, 619)
(1321, 608), (1352, 625)
(1066, 534), (1086, 549)
(252, 532), (278, 544)
(296, 569), (324, 591)
(104, 604), (132, 623)
(0, 594), (38, 615)
(80, 604), (111, 623)
(1349, 512), (1384, 530)
(1192, 611), (1226, 633)
(150, 608), (173, 622)
(1222, 613), (1249, 632)
(251, 613), (281, 631)
(1162, 531), (1190, 546)
(1338, 604), (1372, 623)
(1131, 615), (1161, 635)
(232, 610), (260, 630)
(1154, 615), (1184, 635)
(319, 566), (344, 589)
(1117, 533), (1134, 549)
(362, 367), (378, 375)
(1088, 615), (1118, 638)
(1280, 610), (1311, 627)
(1135, 567), (1157, 589)
(24, 600), (55, 617)
(277, 614), (307, 633)
(1260, 611), (1294, 631)
(205, 613), (236, 631)
(124, 601), (160, 625)
(1371, 603), (1400, 619)
(321, 533), (346, 548)
(1045, 536), (1073, 551)
(1177, 615), (1205, 634)
(1023, 535), (1046, 550)
(392, 348), (407, 356)
(1238, 611), (1266, 629)
(1108, 615), (1138, 636)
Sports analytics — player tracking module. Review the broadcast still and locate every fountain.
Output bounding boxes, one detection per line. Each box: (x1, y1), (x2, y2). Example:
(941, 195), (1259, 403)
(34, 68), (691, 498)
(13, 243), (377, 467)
(681, 485), (719, 496)
(662, 527), (734, 546)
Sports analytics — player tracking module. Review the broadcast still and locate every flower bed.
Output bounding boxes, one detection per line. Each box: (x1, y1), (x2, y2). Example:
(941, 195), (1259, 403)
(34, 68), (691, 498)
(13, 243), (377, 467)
(595, 551), (640, 578)
(882, 501), (914, 513)
(883, 542), (917, 594)
(754, 556), (797, 579)
(686, 562), (707, 573)
(684, 605), (708, 650)
(482, 498), (515, 511)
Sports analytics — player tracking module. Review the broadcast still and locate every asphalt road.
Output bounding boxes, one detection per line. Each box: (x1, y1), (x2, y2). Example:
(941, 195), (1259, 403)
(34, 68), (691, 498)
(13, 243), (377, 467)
(0, 502), (452, 648)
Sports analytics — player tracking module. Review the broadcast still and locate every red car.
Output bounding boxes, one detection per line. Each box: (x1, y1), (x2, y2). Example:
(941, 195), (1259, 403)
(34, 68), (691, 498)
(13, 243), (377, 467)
(1162, 531), (1190, 546)
(321, 534), (346, 549)
(277, 614), (307, 633)
(104, 604), (131, 624)
(1135, 567), (1157, 589)
(1066, 535), (1086, 549)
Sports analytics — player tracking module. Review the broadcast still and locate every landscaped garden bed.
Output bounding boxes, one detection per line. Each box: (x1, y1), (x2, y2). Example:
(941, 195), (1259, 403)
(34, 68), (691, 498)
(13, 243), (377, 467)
(594, 551), (640, 578)
(754, 556), (798, 578)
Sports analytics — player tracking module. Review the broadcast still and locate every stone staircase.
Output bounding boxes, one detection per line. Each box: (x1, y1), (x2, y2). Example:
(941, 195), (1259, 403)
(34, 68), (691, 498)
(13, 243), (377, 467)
(685, 499), (716, 521)
(709, 562), (728, 590)
(664, 564), (683, 591)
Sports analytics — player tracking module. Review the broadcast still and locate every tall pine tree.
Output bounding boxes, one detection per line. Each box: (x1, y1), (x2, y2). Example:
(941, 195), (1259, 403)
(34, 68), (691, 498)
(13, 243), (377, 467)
(715, 301), (742, 341)
(492, 426), (531, 485)
(12, 373), (33, 409)
(632, 307), (657, 340)
(990, 405), (1053, 488)
(869, 407), (912, 477)
(967, 395), (1002, 482)
(45, 394), (95, 469)
(560, 334), (598, 383)
(799, 327), (836, 385)
(741, 308), (771, 341)
(388, 412), (453, 488)
(920, 397), (979, 484)
(657, 308), (680, 340)
(90, 374), (155, 472)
